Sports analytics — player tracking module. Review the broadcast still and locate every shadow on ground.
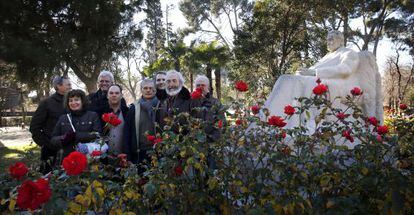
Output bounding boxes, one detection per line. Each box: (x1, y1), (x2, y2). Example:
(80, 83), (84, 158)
(0, 145), (40, 172)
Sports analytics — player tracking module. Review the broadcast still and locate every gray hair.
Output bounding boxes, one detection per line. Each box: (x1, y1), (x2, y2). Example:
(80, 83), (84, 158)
(195, 75), (210, 88)
(165, 70), (184, 85)
(98, 70), (114, 82)
(52, 75), (69, 90)
(140, 78), (155, 89)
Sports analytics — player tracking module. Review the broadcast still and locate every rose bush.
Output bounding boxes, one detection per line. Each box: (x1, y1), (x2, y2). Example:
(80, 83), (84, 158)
(0, 81), (413, 214)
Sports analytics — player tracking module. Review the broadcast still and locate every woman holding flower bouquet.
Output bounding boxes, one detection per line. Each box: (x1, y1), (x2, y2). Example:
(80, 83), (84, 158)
(51, 89), (102, 164)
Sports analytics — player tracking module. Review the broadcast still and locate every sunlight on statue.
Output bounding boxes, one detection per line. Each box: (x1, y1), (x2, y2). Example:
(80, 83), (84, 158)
(263, 31), (383, 136)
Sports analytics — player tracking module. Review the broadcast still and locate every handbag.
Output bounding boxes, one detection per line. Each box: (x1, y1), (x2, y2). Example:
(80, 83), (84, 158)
(66, 114), (108, 154)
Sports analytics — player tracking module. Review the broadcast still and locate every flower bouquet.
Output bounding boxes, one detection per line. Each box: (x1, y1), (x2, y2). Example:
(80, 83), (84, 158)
(75, 113), (123, 155)
(76, 112), (123, 156)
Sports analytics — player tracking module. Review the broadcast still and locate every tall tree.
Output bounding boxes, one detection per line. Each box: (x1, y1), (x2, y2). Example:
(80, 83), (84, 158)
(143, 0), (166, 65)
(232, 0), (320, 90)
(179, 0), (251, 48)
(0, 0), (143, 92)
(383, 48), (414, 108)
(193, 41), (229, 99)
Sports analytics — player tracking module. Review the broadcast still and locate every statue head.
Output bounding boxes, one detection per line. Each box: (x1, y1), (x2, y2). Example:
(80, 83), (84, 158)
(327, 31), (344, 52)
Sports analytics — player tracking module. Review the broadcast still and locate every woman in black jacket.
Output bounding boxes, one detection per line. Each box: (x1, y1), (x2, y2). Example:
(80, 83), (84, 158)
(51, 89), (102, 163)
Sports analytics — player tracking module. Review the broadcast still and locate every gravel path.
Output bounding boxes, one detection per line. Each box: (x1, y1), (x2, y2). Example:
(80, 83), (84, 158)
(0, 127), (34, 149)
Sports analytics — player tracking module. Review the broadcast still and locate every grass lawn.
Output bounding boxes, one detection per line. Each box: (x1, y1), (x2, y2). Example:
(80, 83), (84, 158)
(0, 127), (40, 172)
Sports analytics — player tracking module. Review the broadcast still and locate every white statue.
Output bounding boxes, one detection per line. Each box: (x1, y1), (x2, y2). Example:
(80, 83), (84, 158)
(263, 31), (383, 133)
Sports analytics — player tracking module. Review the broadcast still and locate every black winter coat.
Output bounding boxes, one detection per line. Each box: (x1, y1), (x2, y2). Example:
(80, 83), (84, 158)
(156, 87), (192, 131)
(87, 89), (127, 121)
(191, 93), (223, 142)
(29, 93), (67, 161)
(51, 110), (102, 161)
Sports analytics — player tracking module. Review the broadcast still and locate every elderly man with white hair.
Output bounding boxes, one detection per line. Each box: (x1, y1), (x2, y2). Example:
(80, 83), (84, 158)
(124, 79), (160, 166)
(88, 70), (127, 119)
(156, 70), (192, 131)
(191, 75), (224, 151)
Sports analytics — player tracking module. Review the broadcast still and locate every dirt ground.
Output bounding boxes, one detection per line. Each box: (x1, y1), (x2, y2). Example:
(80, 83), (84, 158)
(0, 127), (40, 172)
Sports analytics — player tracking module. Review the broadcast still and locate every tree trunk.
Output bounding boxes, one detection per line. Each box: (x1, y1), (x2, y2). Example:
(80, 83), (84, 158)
(190, 72), (194, 92)
(84, 79), (98, 94)
(206, 65), (213, 96)
(214, 68), (221, 100)
(67, 59), (101, 93)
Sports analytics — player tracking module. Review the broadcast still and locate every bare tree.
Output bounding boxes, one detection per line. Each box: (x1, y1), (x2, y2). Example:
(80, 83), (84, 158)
(382, 50), (414, 109)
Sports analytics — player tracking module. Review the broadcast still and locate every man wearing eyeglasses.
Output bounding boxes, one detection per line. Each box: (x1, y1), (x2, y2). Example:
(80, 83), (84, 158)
(88, 70), (127, 120)
(30, 75), (72, 174)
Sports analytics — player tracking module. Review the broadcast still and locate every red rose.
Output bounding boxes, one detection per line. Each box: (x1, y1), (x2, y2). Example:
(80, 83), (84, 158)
(350, 87), (363, 96)
(268, 116), (287, 128)
(251, 105), (260, 115)
(109, 117), (122, 126)
(235, 119), (243, 125)
(9, 162), (29, 180)
(152, 137), (162, 146)
(17, 178), (52, 210)
(217, 120), (223, 129)
(367, 117), (378, 126)
(174, 165), (183, 175)
(336, 112), (348, 120)
(281, 131), (286, 139)
(146, 135), (156, 142)
(191, 88), (203, 100)
(102, 113), (114, 123)
(62, 151), (88, 176)
(146, 135), (162, 146)
(377, 125), (388, 135)
(284, 105), (295, 116)
(312, 84), (328, 95)
(376, 135), (382, 143)
(342, 130), (354, 143)
(91, 150), (102, 157)
(235, 81), (248, 92)
(399, 103), (408, 110)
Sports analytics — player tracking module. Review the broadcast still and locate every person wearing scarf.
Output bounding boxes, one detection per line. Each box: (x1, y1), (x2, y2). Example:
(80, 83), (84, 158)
(123, 79), (160, 168)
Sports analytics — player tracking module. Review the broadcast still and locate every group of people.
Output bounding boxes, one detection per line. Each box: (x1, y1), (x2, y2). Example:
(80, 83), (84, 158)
(30, 70), (222, 174)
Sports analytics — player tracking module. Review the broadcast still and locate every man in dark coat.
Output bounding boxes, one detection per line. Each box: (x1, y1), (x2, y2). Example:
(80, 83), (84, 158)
(191, 75), (223, 142)
(123, 79), (159, 167)
(156, 70), (192, 131)
(87, 70), (127, 120)
(30, 76), (72, 174)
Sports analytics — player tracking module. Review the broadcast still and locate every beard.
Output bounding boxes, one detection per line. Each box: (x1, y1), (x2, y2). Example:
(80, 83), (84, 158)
(166, 85), (182, 96)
